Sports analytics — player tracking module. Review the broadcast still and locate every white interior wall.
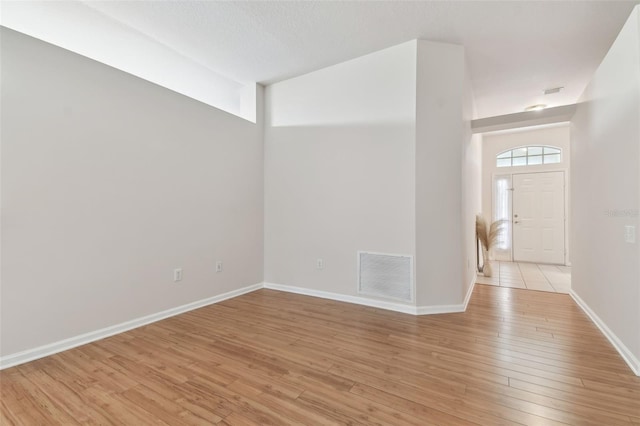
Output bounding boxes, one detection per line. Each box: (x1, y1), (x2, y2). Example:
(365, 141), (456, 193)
(570, 6), (640, 374)
(462, 72), (483, 301)
(0, 28), (264, 358)
(264, 39), (478, 310)
(0, 1), (256, 122)
(0, 31), (479, 365)
(1, 21), (580, 368)
(415, 41), (478, 307)
(482, 124), (571, 264)
(264, 41), (418, 304)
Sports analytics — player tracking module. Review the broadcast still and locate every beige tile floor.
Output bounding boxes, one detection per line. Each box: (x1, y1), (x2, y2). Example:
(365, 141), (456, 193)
(476, 261), (571, 294)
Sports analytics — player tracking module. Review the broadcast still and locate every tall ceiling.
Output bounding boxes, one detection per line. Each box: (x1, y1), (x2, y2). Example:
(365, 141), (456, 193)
(6, 1), (640, 118)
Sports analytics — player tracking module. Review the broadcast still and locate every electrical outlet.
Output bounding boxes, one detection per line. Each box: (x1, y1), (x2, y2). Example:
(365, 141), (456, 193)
(316, 258), (324, 270)
(624, 225), (636, 244)
(216, 261), (223, 272)
(173, 268), (183, 282)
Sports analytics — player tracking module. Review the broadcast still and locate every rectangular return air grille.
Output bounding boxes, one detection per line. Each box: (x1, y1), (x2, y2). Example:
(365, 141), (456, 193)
(358, 252), (413, 302)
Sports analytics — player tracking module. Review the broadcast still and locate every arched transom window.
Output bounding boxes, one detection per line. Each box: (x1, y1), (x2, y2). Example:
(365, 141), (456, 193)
(496, 146), (561, 168)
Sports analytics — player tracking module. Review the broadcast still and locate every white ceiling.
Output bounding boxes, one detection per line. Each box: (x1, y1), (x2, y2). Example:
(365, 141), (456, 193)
(9, 1), (640, 118)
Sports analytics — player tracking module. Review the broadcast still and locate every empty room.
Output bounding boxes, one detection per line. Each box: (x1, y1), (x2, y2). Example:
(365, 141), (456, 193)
(1, 1), (639, 424)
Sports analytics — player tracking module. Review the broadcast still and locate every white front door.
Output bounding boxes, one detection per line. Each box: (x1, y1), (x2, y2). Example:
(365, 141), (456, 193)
(512, 171), (565, 264)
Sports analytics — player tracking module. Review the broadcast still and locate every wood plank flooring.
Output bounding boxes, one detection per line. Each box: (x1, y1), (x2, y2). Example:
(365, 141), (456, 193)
(1, 284), (639, 425)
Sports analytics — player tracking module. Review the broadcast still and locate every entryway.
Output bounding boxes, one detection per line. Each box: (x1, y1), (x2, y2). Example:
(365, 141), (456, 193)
(481, 125), (571, 294)
(477, 261), (571, 293)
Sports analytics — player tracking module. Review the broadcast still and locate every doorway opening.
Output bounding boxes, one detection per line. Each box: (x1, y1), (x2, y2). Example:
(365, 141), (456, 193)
(479, 124), (571, 293)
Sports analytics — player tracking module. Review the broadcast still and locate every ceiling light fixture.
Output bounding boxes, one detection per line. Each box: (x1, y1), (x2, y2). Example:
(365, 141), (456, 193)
(525, 104), (547, 112)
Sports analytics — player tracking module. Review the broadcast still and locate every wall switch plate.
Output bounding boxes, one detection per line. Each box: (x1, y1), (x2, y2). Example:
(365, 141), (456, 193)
(624, 225), (636, 244)
(216, 261), (223, 272)
(173, 268), (183, 282)
(316, 258), (324, 270)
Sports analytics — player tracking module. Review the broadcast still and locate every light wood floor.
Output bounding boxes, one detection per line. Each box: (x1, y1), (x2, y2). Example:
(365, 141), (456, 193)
(2, 285), (639, 425)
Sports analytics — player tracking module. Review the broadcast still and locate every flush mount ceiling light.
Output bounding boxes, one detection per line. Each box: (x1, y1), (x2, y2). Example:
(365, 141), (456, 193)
(524, 104), (547, 112)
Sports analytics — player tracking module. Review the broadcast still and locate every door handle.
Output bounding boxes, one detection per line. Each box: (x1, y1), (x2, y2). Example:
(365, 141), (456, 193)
(514, 221), (520, 224)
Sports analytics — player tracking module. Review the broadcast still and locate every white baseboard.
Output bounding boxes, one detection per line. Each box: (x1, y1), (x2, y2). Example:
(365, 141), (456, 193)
(463, 273), (477, 311)
(263, 282), (418, 314)
(264, 281), (474, 317)
(1, 279), (479, 370)
(570, 289), (640, 376)
(415, 273), (476, 315)
(0, 283), (263, 370)
(414, 303), (464, 315)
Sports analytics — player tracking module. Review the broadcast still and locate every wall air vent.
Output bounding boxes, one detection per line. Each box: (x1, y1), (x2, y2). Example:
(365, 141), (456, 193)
(358, 252), (413, 302)
(544, 86), (564, 95)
